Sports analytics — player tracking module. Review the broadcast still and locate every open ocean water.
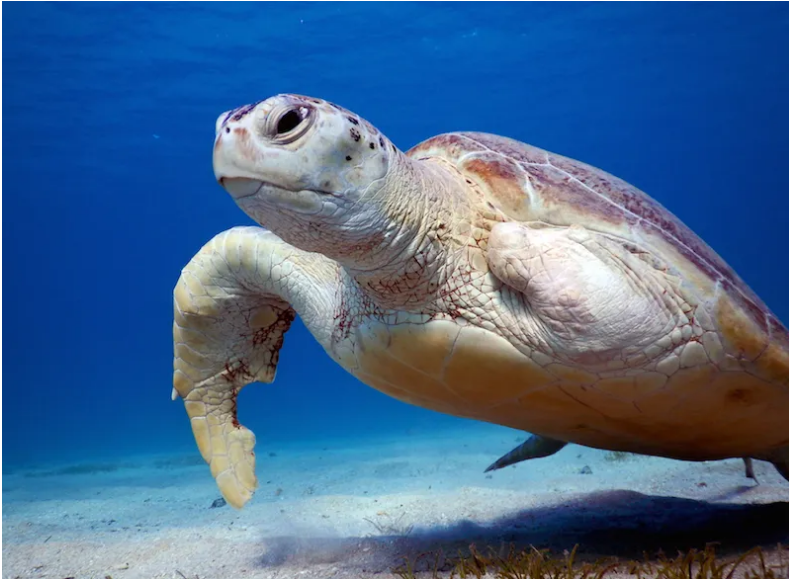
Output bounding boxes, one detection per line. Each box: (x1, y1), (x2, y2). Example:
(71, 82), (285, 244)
(3, 3), (789, 577)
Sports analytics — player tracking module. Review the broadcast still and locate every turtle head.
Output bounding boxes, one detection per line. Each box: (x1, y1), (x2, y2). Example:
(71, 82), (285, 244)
(213, 94), (399, 258)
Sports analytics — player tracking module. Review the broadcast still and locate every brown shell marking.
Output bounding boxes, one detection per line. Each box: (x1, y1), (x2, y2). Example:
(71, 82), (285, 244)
(407, 132), (748, 297)
(459, 154), (533, 221)
(716, 288), (789, 386)
(407, 132), (789, 379)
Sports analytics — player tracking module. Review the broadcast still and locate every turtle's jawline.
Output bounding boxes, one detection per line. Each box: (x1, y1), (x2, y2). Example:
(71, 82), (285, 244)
(219, 177), (332, 200)
(219, 177), (264, 200)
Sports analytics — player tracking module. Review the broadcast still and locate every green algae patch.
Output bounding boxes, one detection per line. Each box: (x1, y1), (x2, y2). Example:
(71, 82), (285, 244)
(393, 543), (788, 579)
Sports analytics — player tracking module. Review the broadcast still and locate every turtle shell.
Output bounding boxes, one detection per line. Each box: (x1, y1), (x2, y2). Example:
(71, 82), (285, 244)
(407, 132), (789, 388)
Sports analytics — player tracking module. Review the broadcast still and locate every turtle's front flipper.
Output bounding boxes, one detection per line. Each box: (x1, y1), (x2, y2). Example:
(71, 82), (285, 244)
(485, 434), (567, 472)
(173, 226), (335, 509)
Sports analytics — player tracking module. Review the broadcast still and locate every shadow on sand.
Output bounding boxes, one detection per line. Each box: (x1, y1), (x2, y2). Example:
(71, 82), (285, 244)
(255, 490), (789, 573)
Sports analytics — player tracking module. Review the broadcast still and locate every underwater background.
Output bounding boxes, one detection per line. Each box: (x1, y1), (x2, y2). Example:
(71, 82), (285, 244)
(4, 2), (789, 470)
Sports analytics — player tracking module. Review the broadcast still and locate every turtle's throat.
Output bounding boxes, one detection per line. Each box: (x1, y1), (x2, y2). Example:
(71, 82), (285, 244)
(343, 153), (471, 311)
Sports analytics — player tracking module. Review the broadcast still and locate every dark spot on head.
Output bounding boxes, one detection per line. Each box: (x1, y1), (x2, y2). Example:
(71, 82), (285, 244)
(350, 128), (361, 142)
(369, 142), (375, 149)
(487, 202), (496, 210)
(346, 155), (352, 161)
(379, 136), (385, 148)
(225, 127), (230, 134)
(229, 101), (261, 123)
(347, 116), (359, 125)
(322, 180), (331, 188)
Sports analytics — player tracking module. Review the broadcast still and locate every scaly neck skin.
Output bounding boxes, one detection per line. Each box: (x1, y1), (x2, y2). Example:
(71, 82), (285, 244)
(237, 153), (472, 312)
(340, 152), (472, 311)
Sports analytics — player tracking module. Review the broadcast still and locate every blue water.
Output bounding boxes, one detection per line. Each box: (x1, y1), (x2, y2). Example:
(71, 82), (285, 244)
(4, 2), (789, 470)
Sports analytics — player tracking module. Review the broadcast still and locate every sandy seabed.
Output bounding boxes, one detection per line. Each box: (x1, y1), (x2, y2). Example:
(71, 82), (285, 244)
(3, 423), (788, 579)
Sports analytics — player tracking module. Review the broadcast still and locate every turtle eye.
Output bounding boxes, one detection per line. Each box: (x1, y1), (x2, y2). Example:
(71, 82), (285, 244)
(276, 108), (306, 135)
(266, 105), (312, 142)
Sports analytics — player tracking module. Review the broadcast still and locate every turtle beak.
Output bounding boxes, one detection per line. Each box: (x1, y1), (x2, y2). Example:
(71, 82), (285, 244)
(213, 109), (267, 200)
(218, 177), (264, 201)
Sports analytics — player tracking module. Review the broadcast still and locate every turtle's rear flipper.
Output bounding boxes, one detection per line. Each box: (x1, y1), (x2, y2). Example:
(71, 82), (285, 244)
(753, 446), (789, 482)
(742, 457), (758, 483)
(485, 434), (567, 473)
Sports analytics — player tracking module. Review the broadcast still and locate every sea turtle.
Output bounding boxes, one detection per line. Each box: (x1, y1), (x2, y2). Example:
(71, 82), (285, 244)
(173, 94), (789, 508)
